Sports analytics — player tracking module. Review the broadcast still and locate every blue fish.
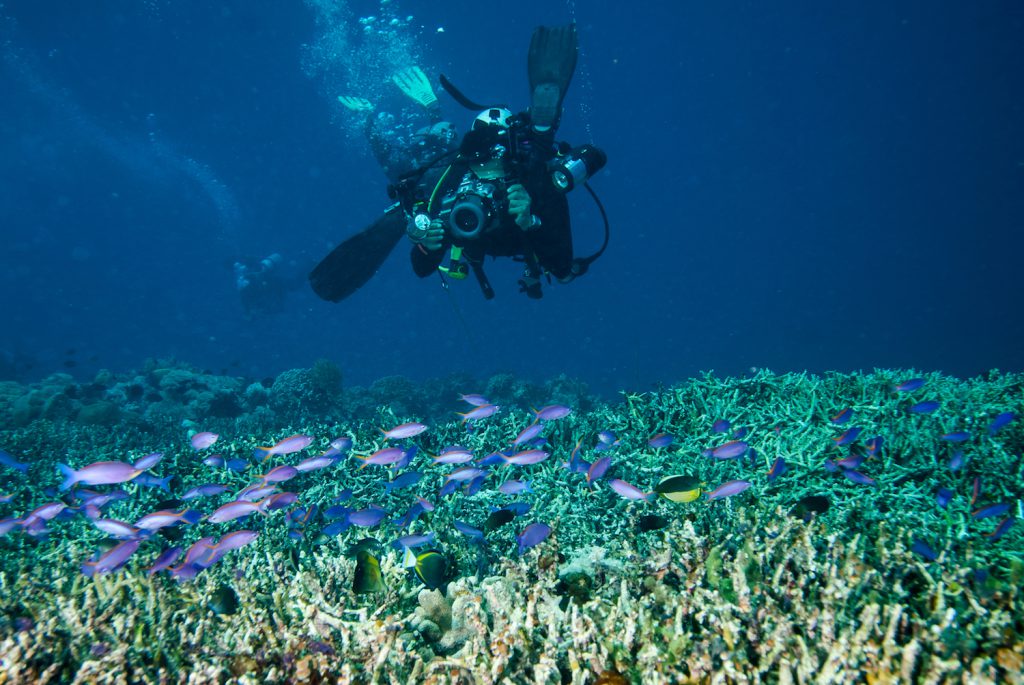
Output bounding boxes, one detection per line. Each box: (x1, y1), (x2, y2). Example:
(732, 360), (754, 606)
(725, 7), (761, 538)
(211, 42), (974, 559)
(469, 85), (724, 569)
(947, 451), (966, 472)
(516, 522), (551, 555)
(893, 378), (926, 393)
(987, 412), (1015, 435)
(910, 538), (937, 562)
(133, 474), (173, 491)
(940, 431), (970, 443)
(383, 471), (423, 494)
(503, 501), (532, 516)
(321, 520), (350, 537)
(349, 506), (389, 528)
(0, 449), (29, 474)
(453, 520), (484, 541)
(909, 400), (940, 414)
(936, 487), (953, 509)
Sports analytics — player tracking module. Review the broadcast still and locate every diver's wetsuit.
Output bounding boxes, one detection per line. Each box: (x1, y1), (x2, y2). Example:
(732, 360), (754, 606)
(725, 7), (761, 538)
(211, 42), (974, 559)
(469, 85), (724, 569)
(408, 155), (574, 281)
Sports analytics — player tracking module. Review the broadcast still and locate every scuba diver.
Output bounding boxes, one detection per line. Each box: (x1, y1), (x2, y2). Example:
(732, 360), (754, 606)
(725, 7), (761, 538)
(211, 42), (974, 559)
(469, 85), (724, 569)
(310, 24), (608, 303)
(234, 253), (299, 318)
(338, 66), (459, 184)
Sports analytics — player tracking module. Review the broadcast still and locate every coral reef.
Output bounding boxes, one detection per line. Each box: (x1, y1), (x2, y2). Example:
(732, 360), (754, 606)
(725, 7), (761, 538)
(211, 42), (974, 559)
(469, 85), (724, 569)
(0, 367), (1020, 682)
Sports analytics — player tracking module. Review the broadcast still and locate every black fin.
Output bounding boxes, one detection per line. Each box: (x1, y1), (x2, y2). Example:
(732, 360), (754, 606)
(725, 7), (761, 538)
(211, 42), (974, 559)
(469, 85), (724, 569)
(527, 24), (579, 132)
(309, 206), (407, 303)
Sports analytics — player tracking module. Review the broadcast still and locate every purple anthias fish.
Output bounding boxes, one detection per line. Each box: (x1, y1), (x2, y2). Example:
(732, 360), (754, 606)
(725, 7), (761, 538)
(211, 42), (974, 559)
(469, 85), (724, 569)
(705, 441), (749, 460)
(211, 530), (259, 552)
(433, 450), (475, 465)
(207, 500), (265, 524)
(973, 502), (1011, 520)
(498, 480), (532, 495)
(834, 454), (867, 470)
(0, 449), (29, 473)
(608, 479), (648, 501)
(909, 400), (941, 414)
(134, 509), (202, 531)
(711, 419), (731, 434)
(382, 422), (428, 440)
(183, 483), (229, 500)
(446, 466), (487, 482)
(767, 457), (787, 481)
(516, 522), (551, 555)
(832, 426), (862, 447)
(533, 405), (572, 422)
(830, 408), (853, 425)
(648, 433), (674, 449)
(254, 434), (314, 461)
(295, 455), (340, 473)
(357, 448), (406, 468)
(392, 532), (435, 550)
(457, 404), (501, 423)
(513, 422), (545, 446)
(864, 436), (884, 454)
(263, 492), (299, 511)
(459, 393), (490, 407)
(501, 450), (549, 466)
(259, 465), (299, 484)
(706, 480), (752, 500)
(203, 455), (225, 468)
(941, 431), (970, 443)
(594, 431), (620, 453)
(82, 539), (141, 577)
(465, 474), (487, 496)
(987, 412), (1015, 435)
(58, 461), (144, 491)
(893, 378), (926, 393)
(146, 546), (183, 575)
(587, 457), (611, 485)
(237, 484), (277, 502)
(987, 517), (1015, 541)
(132, 452), (164, 470)
(93, 519), (141, 540)
(190, 432), (219, 450)
(225, 458), (248, 472)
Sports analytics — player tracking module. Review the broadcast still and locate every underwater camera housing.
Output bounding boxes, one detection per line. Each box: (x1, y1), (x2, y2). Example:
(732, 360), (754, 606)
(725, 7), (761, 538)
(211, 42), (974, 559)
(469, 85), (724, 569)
(550, 144), (607, 192)
(438, 174), (500, 241)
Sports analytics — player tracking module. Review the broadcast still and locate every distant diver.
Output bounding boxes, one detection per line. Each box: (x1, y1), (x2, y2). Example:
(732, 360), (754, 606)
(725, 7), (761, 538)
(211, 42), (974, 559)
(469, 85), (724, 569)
(233, 253), (302, 318)
(309, 24), (609, 303)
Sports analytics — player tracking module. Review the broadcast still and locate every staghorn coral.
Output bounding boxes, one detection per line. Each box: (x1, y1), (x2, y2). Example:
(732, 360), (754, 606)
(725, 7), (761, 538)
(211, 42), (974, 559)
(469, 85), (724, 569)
(1, 367), (1022, 683)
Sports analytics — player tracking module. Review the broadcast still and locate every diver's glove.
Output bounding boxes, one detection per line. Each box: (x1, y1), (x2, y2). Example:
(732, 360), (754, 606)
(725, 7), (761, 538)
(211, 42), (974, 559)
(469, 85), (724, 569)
(407, 215), (445, 252)
(392, 67), (438, 109)
(337, 95), (374, 112)
(507, 184), (540, 231)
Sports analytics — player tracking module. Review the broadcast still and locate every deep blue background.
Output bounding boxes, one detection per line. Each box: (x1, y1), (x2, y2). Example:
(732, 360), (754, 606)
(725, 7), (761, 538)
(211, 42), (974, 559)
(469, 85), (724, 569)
(2, 1), (1022, 396)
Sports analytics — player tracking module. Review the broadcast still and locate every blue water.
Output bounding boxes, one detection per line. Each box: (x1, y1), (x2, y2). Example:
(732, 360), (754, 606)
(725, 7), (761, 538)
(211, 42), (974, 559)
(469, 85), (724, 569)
(2, 1), (1022, 395)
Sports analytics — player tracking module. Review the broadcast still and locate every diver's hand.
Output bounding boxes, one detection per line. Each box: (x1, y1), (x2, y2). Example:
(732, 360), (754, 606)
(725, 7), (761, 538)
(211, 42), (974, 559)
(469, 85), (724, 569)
(507, 184), (538, 230)
(408, 216), (445, 251)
